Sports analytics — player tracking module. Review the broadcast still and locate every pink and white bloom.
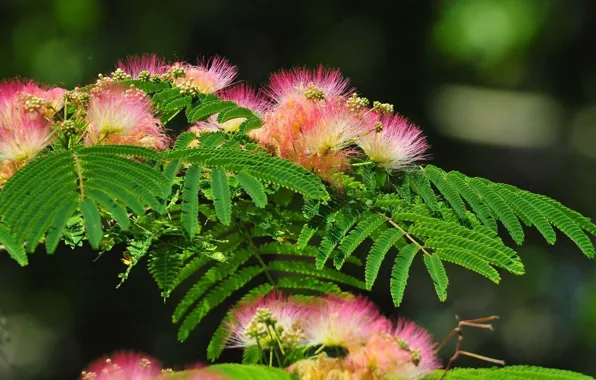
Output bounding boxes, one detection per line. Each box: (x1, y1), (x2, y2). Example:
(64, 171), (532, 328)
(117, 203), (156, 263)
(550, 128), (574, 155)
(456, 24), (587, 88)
(0, 80), (62, 164)
(226, 292), (308, 349)
(304, 295), (391, 349)
(358, 113), (428, 170)
(392, 318), (441, 376)
(117, 54), (170, 79)
(0, 111), (53, 161)
(193, 84), (268, 133)
(265, 66), (352, 105)
(81, 352), (161, 380)
(301, 102), (369, 155)
(85, 85), (168, 150)
(177, 57), (237, 94)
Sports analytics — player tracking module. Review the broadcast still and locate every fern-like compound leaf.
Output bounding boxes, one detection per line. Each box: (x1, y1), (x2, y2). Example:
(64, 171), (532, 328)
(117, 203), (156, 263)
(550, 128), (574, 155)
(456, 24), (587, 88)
(148, 248), (183, 296)
(429, 365), (594, 380)
(235, 171), (267, 208)
(216, 107), (256, 123)
(335, 213), (385, 269)
(80, 198), (102, 249)
(521, 192), (595, 258)
(267, 260), (366, 289)
(0, 224), (27, 266)
(365, 228), (403, 289)
(178, 265), (263, 341)
(297, 224), (317, 250)
(165, 148), (329, 201)
(181, 165), (202, 237)
(390, 244), (419, 307)
(423, 253), (449, 301)
(425, 165), (467, 219)
(496, 185), (557, 244)
(445, 171), (498, 231)
(436, 248), (500, 283)
(468, 178), (525, 245)
(186, 100), (237, 123)
(211, 167), (232, 226)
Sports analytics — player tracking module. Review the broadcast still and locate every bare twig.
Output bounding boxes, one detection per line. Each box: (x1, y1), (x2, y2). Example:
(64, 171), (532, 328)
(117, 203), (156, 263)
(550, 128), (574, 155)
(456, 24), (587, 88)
(437, 315), (505, 380)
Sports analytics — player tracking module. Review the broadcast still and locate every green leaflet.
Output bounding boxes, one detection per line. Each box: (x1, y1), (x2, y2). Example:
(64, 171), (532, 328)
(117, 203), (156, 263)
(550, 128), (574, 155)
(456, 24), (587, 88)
(436, 248), (500, 283)
(207, 364), (291, 380)
(0, 224), (27, 266)
(80, 198), (102, 249)
(468, 178), (525, 245)
(426, 365), (593, 380)
(211, 167), (232, 225)
(181, 165), (202, 237)
(390, 244), (419, 306)
(187, 100), (237, 123)
(235, 171), (267, 208)
(178, 266), (263, 341)
(335, 213), (385, 269)
(148, 248), (183, 296)
(423, 253), (449, 301)
(365, 228), (403, 289)
(425, 165), (467, 219)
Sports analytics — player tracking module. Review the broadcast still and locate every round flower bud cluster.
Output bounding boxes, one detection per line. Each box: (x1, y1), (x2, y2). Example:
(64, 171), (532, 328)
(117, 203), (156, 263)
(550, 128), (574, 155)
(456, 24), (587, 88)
(372, 100), (394, 114)
(303, 82), (326, 101)
(177, 79), (200, 97)
(20, 93), (46, 113)
(137, 70), (151, 81)
(110, 68), (132, 81)
(346, 93), (370, 112)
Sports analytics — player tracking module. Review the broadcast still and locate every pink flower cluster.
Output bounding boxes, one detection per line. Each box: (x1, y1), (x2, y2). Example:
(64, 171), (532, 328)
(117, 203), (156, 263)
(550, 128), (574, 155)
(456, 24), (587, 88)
(0, 79), (66, 184)
(182, 63), (429, 182)
(80, 352), (223, 380)
(225, 293), (440, 379)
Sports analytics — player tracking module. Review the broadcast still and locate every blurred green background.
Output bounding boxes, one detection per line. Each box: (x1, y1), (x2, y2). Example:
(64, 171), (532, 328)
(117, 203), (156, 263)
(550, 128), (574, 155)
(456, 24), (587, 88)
(1, 0), (596, 378)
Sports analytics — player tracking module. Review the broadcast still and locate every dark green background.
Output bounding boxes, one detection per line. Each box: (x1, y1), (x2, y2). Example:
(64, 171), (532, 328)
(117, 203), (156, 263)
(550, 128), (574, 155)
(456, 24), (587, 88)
(1, 0), (596, 378)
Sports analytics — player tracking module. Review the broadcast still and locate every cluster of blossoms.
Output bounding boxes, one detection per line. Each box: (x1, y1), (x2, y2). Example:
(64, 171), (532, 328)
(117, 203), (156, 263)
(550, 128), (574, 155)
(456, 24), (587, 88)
(0, 54), (428, 187)
(225, 293), (440, 379)
(80, 352), (222, 380)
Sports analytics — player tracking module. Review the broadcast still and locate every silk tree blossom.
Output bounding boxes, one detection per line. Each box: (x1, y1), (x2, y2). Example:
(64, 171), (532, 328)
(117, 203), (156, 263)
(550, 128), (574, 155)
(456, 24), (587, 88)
(117, 54), (170, 80)
(85, 85), (168, 150)
(345, 333), (420, 379)
(304, 295), (391, 349)
(81, 352), (161, 380)
(265, 66), (352, 105)
(301, 102), (369, 155)
(226, 292), (308, 349)
(0, 112), (54, 161)
(193, 84), (269, 133)
(391, 318), (441, 377)
(176, 57), (237, 95)
(358, 113), (428, 170)
(0, 80), (62, 166)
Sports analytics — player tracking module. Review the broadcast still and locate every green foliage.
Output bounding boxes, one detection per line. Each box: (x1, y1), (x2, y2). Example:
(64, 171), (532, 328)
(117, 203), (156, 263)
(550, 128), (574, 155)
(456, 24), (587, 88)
(207, 364), (291, 380)
(1, 78), (595, 366)
(425, 366), (593, 380)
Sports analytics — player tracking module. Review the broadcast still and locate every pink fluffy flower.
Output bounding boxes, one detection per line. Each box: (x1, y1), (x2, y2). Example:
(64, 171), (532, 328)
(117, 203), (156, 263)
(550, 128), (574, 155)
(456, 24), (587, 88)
(301, 102), (369, 155)
(345, 333), (417, 378)
(226, 292), (309, 349)
(177, 57), (237, 94)
(358, 113), (428, 170)
(193, 84), (269, 133)
(392, 318), (441, 376)
(81, 352), (161, 380)
(0, 112), (53, 161)
(117, 54), (170, 79)
(265, 66), (352, 105)
(0, 80), (62, 164)
(85, 85), (168, 150)
(304, 295), (391, 349)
